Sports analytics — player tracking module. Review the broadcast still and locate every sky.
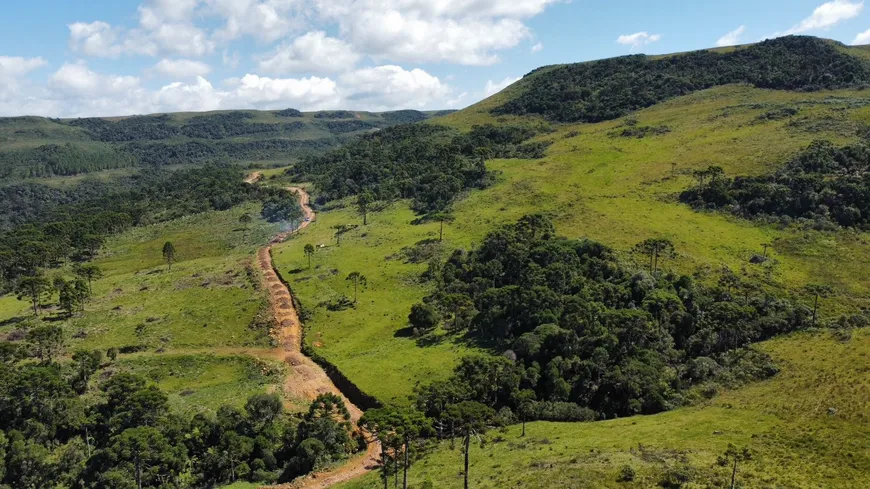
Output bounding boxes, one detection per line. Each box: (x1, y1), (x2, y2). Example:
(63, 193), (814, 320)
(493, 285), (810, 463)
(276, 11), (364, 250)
(3, 0), (870, 117)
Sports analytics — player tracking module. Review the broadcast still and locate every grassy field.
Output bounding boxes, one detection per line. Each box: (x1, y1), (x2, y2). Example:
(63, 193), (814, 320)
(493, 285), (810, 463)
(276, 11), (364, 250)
(273, 85), (870, 408)
(271, 202), (475, 405)
(265, 84), (870, 486)
(116, 353), (285, 414)
(0, 203), (287, 412)
(338, 329), (870, 489)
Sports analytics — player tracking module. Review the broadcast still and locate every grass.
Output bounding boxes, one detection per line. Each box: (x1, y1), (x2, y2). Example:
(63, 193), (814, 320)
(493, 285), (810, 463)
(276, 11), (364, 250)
(271, 203), (475, 405)
(116, 353), (285, 414)
(266, 84), (870, 486)
(273, 85), (870, 408)
(338, 329), (870, 489)
(0, 203), (287, 413)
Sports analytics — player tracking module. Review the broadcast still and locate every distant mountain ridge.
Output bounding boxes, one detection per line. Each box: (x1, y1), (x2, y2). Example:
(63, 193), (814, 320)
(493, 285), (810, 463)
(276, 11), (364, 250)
(0, 108), (456, 180)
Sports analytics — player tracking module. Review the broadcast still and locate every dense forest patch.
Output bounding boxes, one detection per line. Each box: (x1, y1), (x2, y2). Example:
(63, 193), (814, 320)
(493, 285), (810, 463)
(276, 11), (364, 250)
(414, 215), (815, 419)
(495, 36), (870, 123)
(294, 123), (549, 213)
(680, 140), (870, 229)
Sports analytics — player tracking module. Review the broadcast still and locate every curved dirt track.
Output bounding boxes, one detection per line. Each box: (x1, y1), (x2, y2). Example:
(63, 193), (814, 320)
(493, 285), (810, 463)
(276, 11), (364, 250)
(254, 184), (380, 489)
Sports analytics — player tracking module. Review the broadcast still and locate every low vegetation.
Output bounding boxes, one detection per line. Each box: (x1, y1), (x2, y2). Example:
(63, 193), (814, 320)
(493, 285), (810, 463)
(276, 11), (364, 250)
(681, 140), (870, 229)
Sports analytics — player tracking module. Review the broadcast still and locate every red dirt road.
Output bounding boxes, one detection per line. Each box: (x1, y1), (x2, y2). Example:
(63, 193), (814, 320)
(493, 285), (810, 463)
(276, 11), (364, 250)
(253, 183), (380, 489)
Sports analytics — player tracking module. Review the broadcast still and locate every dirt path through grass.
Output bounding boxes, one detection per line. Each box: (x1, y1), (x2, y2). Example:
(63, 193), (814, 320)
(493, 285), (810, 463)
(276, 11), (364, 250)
(254, 183), (380, 489)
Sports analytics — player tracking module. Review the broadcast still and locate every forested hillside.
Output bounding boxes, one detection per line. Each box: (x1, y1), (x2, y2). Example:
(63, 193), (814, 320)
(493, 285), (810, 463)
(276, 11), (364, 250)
(3, 34), (870, 489)
(494, 36), (870, 123)
(0, 109), (448, 180)
(272, 36), (870, 489)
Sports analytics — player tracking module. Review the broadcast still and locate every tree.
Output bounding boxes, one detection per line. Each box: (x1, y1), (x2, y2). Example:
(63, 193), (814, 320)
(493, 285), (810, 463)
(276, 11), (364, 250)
(333, 224), (353, 246)
(408, 302), (439, 331)
(719, 444), (752, 489)
(357, 190), (375, 225)
(304, 244), (315, 269)
(14, 272), (52, 316)
(162, 241), (176, 271)
(107, 426), (186, 489)
(72, 349), (103, 394)
(431, 211), (455, 242)
(515, 389), (537, 437)
(73, 263), (102, 296)
(633, 238), (675, 274)
(445, 401), (494, 489)
(27, 325), (64, 363)
(805, 284), (833, 328)
(359, 408), (401, 489)
(346, 271), (367, 304)
(395, 409), (431, 489)
(239, 212), (252, 231)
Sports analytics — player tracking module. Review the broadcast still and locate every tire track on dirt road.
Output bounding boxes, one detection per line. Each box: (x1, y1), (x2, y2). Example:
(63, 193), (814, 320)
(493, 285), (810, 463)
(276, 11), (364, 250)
(251, 179), (380, 489)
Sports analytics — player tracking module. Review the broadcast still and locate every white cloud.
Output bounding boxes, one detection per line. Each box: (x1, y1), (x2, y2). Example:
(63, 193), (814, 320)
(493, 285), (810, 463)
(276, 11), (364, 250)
(853, 28), (870, 43)
(484, 76), (520, 97)
(66, 0), (559, 67)
(339, 11), (529, 65)
(69, 0), (214, 58)
(224, 73), (341, 109)
(339, 65), (449, 110)
(154, 77), (223, 112)
(0, 62), (458, 117)
(0, 56), (47, 78)
(153, 59), (212, 78)
(616, 31), (662, 49)
(783, 0), (864, 35)
(716, 25), (746, 47)
(206, 0), (302, 43)
(69, 21), (123, 57)
(531, 42), (543, 53)
(258, 31), (360, 74)
(315, 0), (558, 65)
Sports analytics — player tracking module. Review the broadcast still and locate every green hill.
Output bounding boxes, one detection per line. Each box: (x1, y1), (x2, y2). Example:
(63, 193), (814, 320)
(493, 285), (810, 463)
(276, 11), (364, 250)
(263, 36), (870, 487)
(0, 109), (450, 181)
(2, 34), (870, 489)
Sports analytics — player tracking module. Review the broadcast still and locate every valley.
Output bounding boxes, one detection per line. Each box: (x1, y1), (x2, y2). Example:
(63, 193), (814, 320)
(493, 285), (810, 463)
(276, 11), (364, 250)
(1, 36), (869, 489)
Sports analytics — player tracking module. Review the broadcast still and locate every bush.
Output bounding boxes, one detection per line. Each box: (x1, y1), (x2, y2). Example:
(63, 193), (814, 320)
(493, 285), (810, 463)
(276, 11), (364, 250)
(618, 465), (636, 482)
(409, 303), (439, 330)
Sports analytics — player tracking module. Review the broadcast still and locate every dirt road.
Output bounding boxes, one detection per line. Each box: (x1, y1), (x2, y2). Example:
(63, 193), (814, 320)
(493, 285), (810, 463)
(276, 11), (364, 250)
(253, 183), (380, 489)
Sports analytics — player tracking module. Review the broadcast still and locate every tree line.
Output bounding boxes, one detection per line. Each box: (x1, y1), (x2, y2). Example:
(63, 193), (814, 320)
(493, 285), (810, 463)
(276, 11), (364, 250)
(292, 122), (549, 215)
(0, 164), (296, 294)
(0, 331), (361, 488)
(494, 36), (870, 123)
(680, 140), (870, 229)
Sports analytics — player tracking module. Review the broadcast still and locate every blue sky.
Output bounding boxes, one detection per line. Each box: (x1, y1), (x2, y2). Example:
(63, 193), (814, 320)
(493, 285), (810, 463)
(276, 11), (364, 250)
(2, 0), (870, 117)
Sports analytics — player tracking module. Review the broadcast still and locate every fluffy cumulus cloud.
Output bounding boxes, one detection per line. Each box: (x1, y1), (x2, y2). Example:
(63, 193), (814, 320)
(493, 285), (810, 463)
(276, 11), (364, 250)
(854, 28), (870, 43)
(65, 0), (560, 68)
(716, 25), (746, 47)
(206, 0), (302, 43)
(153, 59), (212, 78)
(483, 76), (520, 97)
(0, 56), (47, 78)
(69, 0), (214, 57)
(339, 65), (450, 110)
(258, 31), (360, 74)
(616, 31), (662, 48)
(783, 0), (863, 35)
(347, 13), (528, 65)
(0, 59), (457, 117)
(41, 0), (568, 115)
